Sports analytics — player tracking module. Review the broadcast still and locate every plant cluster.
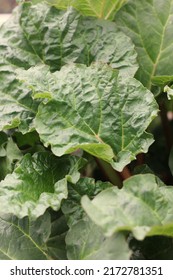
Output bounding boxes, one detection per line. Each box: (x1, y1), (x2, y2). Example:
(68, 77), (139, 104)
(0, 0), (173, 259)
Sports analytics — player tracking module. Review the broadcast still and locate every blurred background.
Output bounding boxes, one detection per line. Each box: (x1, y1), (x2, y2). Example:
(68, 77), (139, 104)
(0, 0), (17, 13)
(0, 0), (17, 25)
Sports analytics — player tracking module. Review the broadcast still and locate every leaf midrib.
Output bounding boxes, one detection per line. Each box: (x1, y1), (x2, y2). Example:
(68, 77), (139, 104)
(0, 217), (49, 259)
(148, 2), (172, 89)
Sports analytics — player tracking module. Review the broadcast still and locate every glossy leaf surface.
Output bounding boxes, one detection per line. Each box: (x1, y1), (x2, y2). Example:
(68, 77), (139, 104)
(18, 63), (158, 171)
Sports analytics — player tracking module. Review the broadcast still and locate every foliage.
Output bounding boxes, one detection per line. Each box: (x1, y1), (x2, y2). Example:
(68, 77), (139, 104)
(0, 0), (173, 259)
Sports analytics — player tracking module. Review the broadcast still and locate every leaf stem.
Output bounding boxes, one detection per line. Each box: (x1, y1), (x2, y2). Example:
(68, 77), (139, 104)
(95, 158), (122, 188)
(119, 166), (131, 180)
(159, 98), (173, 152)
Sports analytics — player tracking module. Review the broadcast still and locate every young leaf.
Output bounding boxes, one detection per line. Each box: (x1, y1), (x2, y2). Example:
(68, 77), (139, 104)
(0, 212), (51, 260)
(114, 0), (173, 89)
(19, 63), (158, 171)
(66, 217), (131, 260)
(46, 0), (128, 20)
(0, 152), (83, 219)
(82, 174), (173, 240)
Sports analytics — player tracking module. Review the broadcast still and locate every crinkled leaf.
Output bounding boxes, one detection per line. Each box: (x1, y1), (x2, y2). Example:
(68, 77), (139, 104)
(0, 211), (51, 260)
(46, 0), (128, 20)
(0, 1), (137, 71)
(66, 217), (131, 260)
(0, 2), (137, 131)
(0, 152), (83, 219)
(0, 66), (39, 132)
(62, 178), (112, 227)
(82, 174), (173, 240)
(19, 63), (158, 171)
(114, 0), (173, 89)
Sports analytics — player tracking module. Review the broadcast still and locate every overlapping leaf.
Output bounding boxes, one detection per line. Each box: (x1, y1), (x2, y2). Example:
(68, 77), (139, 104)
(61, 177), (130, 259)
(82, 174), (173, 240)
(18, 63), (158, 171)
(46, 0), (128, 20)
(66, 218), (131, 260)
(0, 152), (83, 219)
(62, 177), (112, 227)
(114, 0), (173, 89)
(0, 2), (137, 132)
(46, 211), (68, 260)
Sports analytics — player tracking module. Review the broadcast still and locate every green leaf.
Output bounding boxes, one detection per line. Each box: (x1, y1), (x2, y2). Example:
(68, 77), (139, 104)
(0, 211), (51, 260)
(0, 132), (8, 157)
(66, 217), (131, 260)
(114, 0), (173, 89)
(82, 174), (173, 240)
(0, 136), (23, 181)
(164, 85), (173, 100)
(0, 2), (137, 131)
(46, 0), (128, 20)
(152, 76), (173, 87)
(0, 152), (83, 219)
(0, 66), (39, 133)
(46, 210), (68, 260)
(19, 63), (158, 171)
(18, 2), (137, 77)
(5, 138), (23, 168)
(62, 178), (127, 259)
(62, 178), (112, 227)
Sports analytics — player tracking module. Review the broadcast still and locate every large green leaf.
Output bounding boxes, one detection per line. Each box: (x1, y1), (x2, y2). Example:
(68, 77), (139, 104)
(46, 0), (128, 20)
(0, 211), (51, 260)
(5, 2), (137, 76)
(114, 0), (173, 89)
(82, 174), (173, 240)
(0, 2), (137, 132)
(66, 217), (131, 260)
(18, 63), (158, 171)
(0, 152), (83, 219)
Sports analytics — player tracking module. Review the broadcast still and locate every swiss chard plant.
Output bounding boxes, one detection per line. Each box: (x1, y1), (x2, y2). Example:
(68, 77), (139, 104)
(1, 0), (173, 259)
